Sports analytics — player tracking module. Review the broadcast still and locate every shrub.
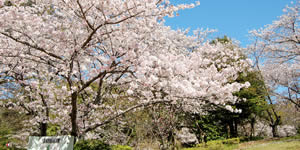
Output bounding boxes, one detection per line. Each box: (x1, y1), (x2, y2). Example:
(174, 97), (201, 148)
(111, 145), (133, 150)
(74, 140), (111, 150)
(194, 140), (224, 150)
(222, 138), (240, 144)
(207, 140), (223, 145)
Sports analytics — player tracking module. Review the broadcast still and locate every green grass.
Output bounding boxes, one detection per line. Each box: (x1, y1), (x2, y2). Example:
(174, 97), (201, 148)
(183, 144), (238, 150)
(183, 138), (239, 150)
(242, 140), (300, 150)
(238, 135), (300, 150)
(183, 135), (300, 150)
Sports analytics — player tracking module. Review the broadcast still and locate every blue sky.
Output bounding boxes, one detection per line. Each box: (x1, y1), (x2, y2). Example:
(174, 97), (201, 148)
(165, 0), (293, 47)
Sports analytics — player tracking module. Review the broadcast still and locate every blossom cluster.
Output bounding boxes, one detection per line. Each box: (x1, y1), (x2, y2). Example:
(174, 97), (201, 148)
(0, 0), (250, 138)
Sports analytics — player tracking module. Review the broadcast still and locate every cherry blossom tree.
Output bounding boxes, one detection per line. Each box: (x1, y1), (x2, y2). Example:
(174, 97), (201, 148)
(0, 0), (250, 141)
(249, 1), (300, 108)
(248, 1), (299, 137)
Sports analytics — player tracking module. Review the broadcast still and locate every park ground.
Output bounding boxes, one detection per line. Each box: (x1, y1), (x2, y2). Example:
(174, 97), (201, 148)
(183, 135), (300, 150)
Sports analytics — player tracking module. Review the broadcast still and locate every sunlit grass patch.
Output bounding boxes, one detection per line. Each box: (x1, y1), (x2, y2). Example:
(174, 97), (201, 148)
(242, 140), (300, 150)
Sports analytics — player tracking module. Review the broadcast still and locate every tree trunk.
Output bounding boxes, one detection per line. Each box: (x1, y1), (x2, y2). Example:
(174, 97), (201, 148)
(229, 121), (235, 138)
(266, 109), (281, 138)
(271, 125), (279, 137)
(226, 124), (231, 138)
(71, 92), (78, 137)
(40, 123), (47, 136)
(40, 94), (49, 136)
(233, 119), (238, 137)
(250, 118), (255, 138)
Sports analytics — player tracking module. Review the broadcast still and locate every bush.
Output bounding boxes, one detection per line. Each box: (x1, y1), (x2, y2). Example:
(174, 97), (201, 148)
(0, 143), (26, 150)
(193, 140), (224, 150)
(74, 140), (111, 150)
(207, 140), (223, 145)
(111, 145), (133, 150)
(222, 138), (240, 144)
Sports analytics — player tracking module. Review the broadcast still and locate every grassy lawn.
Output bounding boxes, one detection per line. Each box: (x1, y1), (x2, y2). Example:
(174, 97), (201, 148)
(236, 136), (300, 150)
(183, 135), (300, 150)
(239, 140), (300, 150)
